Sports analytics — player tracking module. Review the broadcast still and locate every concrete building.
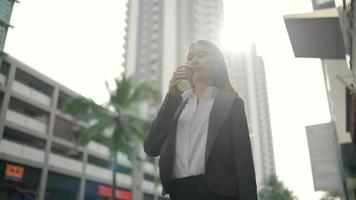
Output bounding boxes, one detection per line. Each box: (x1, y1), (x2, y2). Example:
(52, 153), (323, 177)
(0, 53), (163, 200)
(284, 0), (356, 199)
(0, 1), (164, 199)
(226, 44), (276, 190)
(0, 0), (16, 50)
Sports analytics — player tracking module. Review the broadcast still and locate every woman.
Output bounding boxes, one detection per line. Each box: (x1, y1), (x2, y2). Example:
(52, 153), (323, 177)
(144, 40), (257, 200)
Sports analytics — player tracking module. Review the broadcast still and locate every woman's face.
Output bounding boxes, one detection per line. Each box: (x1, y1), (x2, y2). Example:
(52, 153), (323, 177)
(187, 43), (213, 83)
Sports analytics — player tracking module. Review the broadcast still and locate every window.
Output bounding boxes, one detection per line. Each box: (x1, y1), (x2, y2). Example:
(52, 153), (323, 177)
(51, 142), (83, 161)
(53, 116), (82, 142)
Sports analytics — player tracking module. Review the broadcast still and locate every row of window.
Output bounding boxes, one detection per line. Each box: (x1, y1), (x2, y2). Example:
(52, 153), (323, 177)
(2, 125), (156, 180)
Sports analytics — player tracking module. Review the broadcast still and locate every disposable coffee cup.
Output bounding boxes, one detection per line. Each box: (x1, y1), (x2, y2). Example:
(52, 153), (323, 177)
(177, 65), (193, 92)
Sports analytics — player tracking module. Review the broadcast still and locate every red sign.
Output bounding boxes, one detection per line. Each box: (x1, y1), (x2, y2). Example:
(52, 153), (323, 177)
(97, 185), (132, 200)
(5, 163), (24, 181)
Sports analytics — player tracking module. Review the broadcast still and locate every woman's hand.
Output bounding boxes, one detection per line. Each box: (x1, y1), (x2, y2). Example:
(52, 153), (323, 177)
(169, 66), (187, 96)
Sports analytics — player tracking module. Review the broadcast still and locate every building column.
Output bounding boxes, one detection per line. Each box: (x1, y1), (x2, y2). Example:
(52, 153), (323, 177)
(78, 150), (88, 200)
(0, 57), (16, 141)
(153, 158), (159, 200)
(37, 87), (59, 200)
(132, 138), (143, 200)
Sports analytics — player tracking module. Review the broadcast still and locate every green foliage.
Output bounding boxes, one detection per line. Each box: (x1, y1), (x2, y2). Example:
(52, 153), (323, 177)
(64, 75), (160, 159)
(64, 74), (159, 198)
(258, 174), (298, 200)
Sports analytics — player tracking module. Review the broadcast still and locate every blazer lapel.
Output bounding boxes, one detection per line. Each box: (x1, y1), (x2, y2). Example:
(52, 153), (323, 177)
(205, 91), (235, 162)
(164, 99), (188, 158)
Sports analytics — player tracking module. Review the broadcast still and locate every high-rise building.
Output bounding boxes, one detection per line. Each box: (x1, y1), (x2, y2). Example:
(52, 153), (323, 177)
(122, 0), (223, 96)
(226, 44), (276, 190)
(0, 0), (16, 50)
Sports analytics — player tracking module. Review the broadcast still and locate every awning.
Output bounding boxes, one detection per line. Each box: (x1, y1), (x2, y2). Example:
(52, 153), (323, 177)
(284, 8), (346, 59)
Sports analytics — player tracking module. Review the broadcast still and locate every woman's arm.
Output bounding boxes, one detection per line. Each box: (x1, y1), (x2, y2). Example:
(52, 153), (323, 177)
(144, 93), (182, 157)
(231, 97), (258, 200)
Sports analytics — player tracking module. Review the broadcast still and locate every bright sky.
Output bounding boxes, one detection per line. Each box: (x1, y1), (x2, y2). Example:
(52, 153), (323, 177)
(5, 0), (331, 199)
(222, 0), (331, 199)
(6, 0), (126, 102)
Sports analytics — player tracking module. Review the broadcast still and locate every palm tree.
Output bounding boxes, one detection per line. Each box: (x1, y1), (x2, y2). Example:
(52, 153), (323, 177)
(64, 75), (159, 200)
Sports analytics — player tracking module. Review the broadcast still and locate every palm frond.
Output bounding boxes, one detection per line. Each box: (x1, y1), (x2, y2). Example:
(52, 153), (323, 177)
(112, 76), (132, 106)
(108, 123), (134, 158)
(124, 83), (160, 109)
(64, 97), (113, 126)
(121, 114), (150, 142)
(78, 119), (112, 146)
(117, 134), (134, 159)
(63, 75), (159, 172)
(64, 97), (103, 114)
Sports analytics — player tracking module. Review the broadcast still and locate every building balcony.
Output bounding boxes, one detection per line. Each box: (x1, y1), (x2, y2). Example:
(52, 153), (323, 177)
(142, 180), (155, 191)
(0, 139), (45, 163)
(86, 164), (133, 186)
(117, 152), (131, 167)
(116, 172), (132, 186)
(5, 109), (47, 134)
(87, 141), (133, 168)
(142, 180), (161, 193)
(12, 80), (51, 107)
(0, 73), (6, 86)
(49, 153), (83, 173)
(87, 141), (110, 156)
(143, 162), (156, 175)
(86, 164), (111, 180)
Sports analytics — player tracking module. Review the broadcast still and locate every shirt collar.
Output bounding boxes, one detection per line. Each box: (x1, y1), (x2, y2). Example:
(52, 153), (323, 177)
(202, 87), (218, 101)
(181, 87), (217, 102)
(181, 88), (194, 102)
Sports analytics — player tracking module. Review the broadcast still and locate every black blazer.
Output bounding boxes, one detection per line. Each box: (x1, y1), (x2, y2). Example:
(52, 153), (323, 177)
(144, 91), (257, 200)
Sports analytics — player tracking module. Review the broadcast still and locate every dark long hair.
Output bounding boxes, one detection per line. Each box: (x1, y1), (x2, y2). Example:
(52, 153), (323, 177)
(188, 40), (237, 94)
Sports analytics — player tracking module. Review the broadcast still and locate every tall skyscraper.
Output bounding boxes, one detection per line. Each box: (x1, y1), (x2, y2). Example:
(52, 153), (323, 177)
(227, 43), (276, 190)
(123, 0), (223, 97)
(0, 0), (16, 51)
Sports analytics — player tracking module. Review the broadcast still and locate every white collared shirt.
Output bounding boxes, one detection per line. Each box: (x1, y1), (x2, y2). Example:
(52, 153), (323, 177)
(173, 87), (217, 178)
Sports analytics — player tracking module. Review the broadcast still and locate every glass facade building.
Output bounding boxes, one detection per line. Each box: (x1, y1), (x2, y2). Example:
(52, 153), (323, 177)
(0, 0), (15, 50)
